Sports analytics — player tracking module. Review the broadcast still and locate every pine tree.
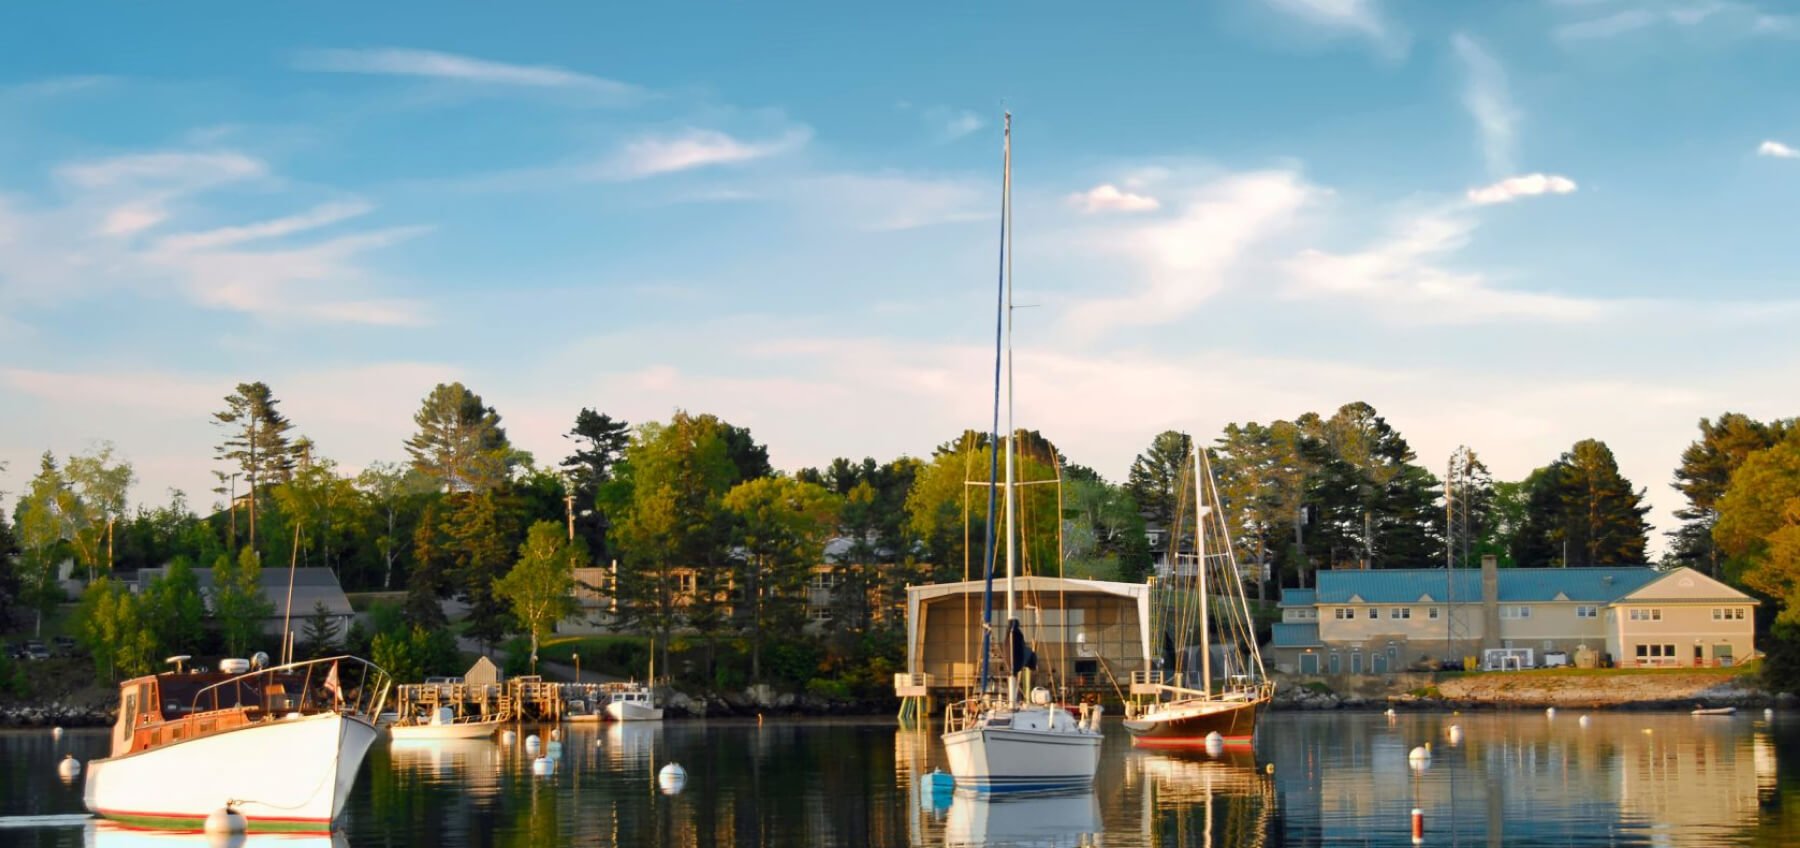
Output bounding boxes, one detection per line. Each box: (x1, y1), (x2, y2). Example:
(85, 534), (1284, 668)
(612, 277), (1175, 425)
(405, 383), (513, 494)
(561, 409), (631, 559)
(214, 382), (296, 552)
(1512, 440), (1651, 566)
(299, 600), (342, 659)
(1670, 413), (1793, 577)
(1126, 430), (1192, 534)
(405, 502), (450, 627)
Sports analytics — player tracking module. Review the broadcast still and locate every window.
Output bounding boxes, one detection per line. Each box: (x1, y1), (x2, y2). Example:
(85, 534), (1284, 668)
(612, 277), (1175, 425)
(1391, 608), (1411, 620)
(1576, 605), (1598, 619)
(810, 572), (835, 590)
(1335, 608), (1354, 620)
(808, 606), (834, 622)
(1367, 608), (1380, 620)
(676, 573), (697, 594)
(1630, 608), (1663, 622)
(1501, 605), (1532, 619)
(1428, 607), (1440, 620)
(1636, 644), (1677, 659)
(1712, 608), (1746, 621)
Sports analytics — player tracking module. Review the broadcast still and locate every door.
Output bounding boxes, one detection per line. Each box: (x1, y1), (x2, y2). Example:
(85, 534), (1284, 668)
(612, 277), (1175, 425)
(1715, 644), (1733, 668)
(1372, 654), (1388, 674)
(1351, 652), (1363, 675)
(1300, 653), (1319, 675)
(1694, 644), (1705, 667)
(1328, 653), (1341, 675)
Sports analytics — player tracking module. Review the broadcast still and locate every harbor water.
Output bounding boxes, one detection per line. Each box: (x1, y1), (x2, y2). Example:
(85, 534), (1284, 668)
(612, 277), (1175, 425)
(4, 710), (1799, 846)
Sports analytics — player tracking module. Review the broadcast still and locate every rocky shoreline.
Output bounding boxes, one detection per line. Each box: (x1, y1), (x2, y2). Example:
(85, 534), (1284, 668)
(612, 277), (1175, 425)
(1270, 674), (1794, 712)
(0, 701), (115, 728)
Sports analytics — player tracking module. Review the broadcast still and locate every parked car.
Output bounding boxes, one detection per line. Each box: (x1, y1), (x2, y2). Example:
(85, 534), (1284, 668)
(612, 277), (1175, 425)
(23, 641), (51, 661)
(51, 636), (78, 657)
(2, 642), (22, 660)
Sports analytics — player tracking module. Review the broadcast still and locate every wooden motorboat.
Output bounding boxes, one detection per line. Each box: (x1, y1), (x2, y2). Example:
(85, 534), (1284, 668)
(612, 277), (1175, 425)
(388, 706), (506, 740)
(601, 682), (664, 722)
(1692, 706), (1737, 716)
(83, 655), (390, 832)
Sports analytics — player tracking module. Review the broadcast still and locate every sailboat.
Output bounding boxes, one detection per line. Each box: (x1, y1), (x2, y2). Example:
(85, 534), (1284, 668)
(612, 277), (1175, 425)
(940, 113), (1103, 794)
(1123, 448), (1274, 747)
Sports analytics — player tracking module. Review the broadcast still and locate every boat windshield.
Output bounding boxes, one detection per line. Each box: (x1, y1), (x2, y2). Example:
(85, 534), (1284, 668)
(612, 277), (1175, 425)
(185, 656), (392, 721)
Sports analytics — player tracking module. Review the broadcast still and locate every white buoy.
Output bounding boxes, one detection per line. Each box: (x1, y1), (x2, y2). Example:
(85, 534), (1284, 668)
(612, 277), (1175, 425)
(1204, 732), (1225, 756)
(1446, 725), (1463, 745)
(1766, 708), (1775, 719)
(531, 756), (554, 775)
(57, 754), (80, 779)
(547, 740), (563, 759)
(525, 733), (541, 751)
(51, 726), (63, 741)
(1384, 708), (1397, 717)
(1578, 715), (1591, 728)
(1408, 745), (1431, 761)
(501, 729), (517, 744)
(659, 762), (688, 795)
(1546, 707), (1557, 718)
(203, 805), (247, 834)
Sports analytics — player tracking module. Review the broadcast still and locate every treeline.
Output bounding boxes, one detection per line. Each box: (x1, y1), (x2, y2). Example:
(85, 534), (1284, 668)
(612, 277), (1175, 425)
(0, 385), (1794, 691)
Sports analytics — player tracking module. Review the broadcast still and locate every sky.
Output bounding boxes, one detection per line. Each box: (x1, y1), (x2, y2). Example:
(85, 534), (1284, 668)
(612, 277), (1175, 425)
(2, 0), (1798, 554)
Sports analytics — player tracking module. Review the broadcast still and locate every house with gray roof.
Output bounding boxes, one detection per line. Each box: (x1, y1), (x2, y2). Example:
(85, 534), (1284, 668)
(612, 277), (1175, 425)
(1269, 556), (1757, 675)
(135, 565), (355, 641)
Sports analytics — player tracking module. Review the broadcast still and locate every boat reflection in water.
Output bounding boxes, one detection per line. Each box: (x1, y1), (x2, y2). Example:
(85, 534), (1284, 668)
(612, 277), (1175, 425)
(86, 820), (348, 848)
(599, 721), (661, 770)
(943, 791), (1101, 848)
(1125, 747), (1276, 847)
(386, 737), (503, 800)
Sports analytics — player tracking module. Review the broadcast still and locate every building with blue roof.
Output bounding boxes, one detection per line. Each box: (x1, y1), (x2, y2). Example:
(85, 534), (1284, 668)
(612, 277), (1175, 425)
(1268, 557), (1757, 675)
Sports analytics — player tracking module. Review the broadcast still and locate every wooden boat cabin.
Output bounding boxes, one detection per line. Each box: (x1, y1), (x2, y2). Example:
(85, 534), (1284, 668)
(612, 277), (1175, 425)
(109, 656), (362, 758)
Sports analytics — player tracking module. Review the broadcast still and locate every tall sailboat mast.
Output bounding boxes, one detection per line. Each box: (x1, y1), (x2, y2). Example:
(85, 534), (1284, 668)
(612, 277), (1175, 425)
(1002, 112), (1017, 708)
(974, 113), (1009, 698)
(1194, 448), (1211, 696)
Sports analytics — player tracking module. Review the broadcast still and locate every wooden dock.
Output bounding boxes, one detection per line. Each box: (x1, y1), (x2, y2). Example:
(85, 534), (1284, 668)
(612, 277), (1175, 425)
(394, 675), (573, 723)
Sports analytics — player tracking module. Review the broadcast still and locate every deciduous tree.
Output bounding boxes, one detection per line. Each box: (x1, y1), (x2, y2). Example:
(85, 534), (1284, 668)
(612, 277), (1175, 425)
(213, 547), (274, 656)
(1671, 413), (1792, 578)
(494, 520), (584, 670)
(723, 476), (841, 681)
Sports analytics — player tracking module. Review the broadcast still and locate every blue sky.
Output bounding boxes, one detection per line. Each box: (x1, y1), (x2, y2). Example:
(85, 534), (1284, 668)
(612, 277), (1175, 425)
(2, 0), (1798, 550)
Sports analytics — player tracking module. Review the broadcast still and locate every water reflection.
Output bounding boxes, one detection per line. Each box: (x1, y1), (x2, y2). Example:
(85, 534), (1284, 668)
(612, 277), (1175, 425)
(5, 713), (1799, 846)
(943, 792), (1101, 847)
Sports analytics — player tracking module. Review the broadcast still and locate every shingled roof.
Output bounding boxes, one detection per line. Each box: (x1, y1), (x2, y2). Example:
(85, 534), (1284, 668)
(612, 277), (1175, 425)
(1313, 567), (1662, 605)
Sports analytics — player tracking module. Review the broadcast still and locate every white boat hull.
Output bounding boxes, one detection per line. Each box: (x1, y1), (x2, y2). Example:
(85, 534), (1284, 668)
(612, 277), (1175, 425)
(388, 719), (504, 740)
(944, 790), (1101, 845)
(84, 712), (376, 832)
(942, 709), (1100, 794)
(605, 700), (664, 722)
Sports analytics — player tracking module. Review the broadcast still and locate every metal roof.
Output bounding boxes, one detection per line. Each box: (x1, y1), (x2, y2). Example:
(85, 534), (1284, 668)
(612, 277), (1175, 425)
(1271, 622), (1321, 647)
(1279, 588), (1317, 608)
(1313, 567), (1662, 605)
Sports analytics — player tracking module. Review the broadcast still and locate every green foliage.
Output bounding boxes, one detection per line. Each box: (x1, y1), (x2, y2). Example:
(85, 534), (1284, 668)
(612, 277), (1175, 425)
(213, 381), (297, 551)
(406, 502), (450, 627)
(77, 577), (156, 681)
(270, 458), (361, 577)
(141, 558), (206, 654)
(723, 476), (841, 681)
(213, 547), (274, 656)
(300, 600), (342, 659)
(63, 441), (135, 580)
(1672, 413), (1793, 578)
(405, 382), (513, 494)
(906, 433), (1060, 584)
(371, 625), (462, 683)
(1512, 439), (1651, 566)
(13, 452), (74, 634)
(562, 409), (632, 561)
(1715, 433), (1800, 622)
(1126, 431), (1192, 534)
(494, 520), (584, 663)
(805, 677), (852, 701)
(444, 491), (520, 650)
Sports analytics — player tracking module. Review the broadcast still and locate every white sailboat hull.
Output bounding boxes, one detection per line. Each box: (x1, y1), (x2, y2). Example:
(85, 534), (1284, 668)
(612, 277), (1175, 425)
(604, 700), (664, 722)
(84, 712), (377, 832)
(942, 710), (1100, 794)
(944, 790), (1101, 845)
(387, 718), (504, 740)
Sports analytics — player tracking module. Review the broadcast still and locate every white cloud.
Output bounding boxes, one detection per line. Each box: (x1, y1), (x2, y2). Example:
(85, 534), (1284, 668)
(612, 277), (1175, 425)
(595, 128), (811, 180)
(1556, 9), (1662, 39)
(1553, 1), (1797, 41)
(292, 47), (641, 101)
(56, 151), (266, 190)
(1264, 0), (1404, 54)
(1283, 210), (1609, 324)
(98, 204), (168, 237)
(1758, 139), (1800, 158)
(1062, 170), (1315, 336)
(155, 200), (374, 252)
(923, 107), (985, 142)
(1452, 34), (1520, 179)
(1466, 173), (1579, 205)
(145, 225), (433, 326)
(792, 172), (991, 231)
(1069, 184), (1162, 213)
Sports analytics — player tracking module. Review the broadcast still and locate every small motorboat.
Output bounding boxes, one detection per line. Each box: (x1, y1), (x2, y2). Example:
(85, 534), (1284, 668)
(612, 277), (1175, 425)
(1691, 706), (1737, 716)
(389, 706), (507, 740)
(601, 682), (664, 722)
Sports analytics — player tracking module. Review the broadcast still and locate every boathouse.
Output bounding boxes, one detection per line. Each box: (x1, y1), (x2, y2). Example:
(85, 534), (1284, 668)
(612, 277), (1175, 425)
(896, 576), (1153, 704)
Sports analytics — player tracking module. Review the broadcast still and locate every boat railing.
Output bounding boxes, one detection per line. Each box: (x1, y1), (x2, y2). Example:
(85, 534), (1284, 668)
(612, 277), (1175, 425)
(186, 655), (392, 724)
(1130, 669), (1169, 694)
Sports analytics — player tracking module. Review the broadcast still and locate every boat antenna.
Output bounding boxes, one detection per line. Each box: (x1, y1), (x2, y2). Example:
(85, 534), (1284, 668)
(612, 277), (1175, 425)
(975, 112), (1010, 698)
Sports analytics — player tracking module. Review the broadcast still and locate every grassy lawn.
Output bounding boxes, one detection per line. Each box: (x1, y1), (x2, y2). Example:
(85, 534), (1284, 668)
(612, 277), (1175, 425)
(343, 591), (406, 612)
(535, 635), (652, 677)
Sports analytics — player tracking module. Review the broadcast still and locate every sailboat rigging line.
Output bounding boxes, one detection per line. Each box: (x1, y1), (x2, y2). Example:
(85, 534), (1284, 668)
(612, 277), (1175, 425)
(975, 113), (1010, 697)
(962, 436), (975, 695)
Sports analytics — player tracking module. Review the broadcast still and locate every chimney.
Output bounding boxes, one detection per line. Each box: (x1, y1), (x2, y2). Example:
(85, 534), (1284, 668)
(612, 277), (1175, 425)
(1481, 554), (1501, 651)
